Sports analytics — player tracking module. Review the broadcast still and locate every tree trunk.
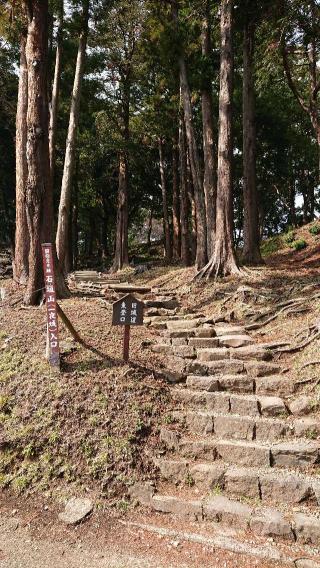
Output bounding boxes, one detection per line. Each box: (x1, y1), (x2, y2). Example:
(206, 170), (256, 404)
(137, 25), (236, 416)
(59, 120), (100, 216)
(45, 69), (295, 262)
(179, 117), (190, 266)
(65, 203), (73, 272)
(101, 192), (109, 264)
(147, 205), (153, 250)
(112, 70), (131, 272)
(201, 1), (216, 257)
(158, 138), (172, 261)
(56, 0), (89, 274)
(187, 154), (197, 263)
(242, 19), (262, 265)
(172, 134), (181, 258)
(112, 151), (129, 271)
(197, 0), (239, 279)
(72, 167), (79, 270)
(288, 177), (296, 227)
(172, 1), (207, 269)
(49, 0), (63, 184)
(13, 34), (29, 285)
(23, 1), (69, 305)
(309, 176), (315, 221)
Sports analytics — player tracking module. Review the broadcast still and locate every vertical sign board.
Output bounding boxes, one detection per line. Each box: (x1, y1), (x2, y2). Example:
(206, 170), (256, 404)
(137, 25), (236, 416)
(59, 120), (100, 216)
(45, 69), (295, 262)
(112, 294), (144, 362)
(41, 243), (60, 369)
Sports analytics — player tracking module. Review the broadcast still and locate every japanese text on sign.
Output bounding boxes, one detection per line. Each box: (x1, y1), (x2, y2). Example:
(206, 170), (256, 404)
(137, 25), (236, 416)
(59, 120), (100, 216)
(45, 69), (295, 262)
(41, 244), (60, 367)
(112, 294), (144, 326)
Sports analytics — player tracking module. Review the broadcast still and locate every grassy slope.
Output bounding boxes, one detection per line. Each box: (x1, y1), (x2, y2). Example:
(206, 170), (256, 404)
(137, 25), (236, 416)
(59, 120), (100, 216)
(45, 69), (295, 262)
(0, 287), (172, 503)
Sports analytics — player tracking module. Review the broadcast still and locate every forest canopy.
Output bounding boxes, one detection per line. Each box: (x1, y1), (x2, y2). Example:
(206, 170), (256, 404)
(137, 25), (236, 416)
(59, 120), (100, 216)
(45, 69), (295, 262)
(0, 0), (319, 302)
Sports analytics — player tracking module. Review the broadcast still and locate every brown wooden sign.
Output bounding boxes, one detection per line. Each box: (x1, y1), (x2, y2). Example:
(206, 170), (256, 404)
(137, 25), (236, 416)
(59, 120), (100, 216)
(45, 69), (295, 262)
(112, 294), (144, 362)
(41, 243), (60, 370)
(112, 294), (144, 326)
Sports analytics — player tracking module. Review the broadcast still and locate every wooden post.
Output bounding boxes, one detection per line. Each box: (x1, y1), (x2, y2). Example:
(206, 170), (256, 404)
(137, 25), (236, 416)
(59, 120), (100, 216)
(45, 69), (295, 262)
(112, 294), (144, 362)
(41, 243), (60, 371)
(123, 324), (130, 362)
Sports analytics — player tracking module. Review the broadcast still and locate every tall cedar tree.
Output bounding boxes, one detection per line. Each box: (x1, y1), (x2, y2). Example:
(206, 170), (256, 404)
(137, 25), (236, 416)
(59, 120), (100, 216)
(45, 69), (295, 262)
(201, 0), (216, 258)
(56, 0), (89, 273)
(13, 33), (29, 285)
(172, 0), (208, 270)
(23, 0), (69, 305)
(242, 15), (263, 265)
(198, 0), (239, 278)
(49, 0), (64, 184)
(158, 137), (172, 261)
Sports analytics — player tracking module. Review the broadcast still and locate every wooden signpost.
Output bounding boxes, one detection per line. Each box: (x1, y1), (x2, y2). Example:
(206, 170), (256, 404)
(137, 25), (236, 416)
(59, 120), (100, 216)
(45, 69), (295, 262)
(41, 243), (60, 370)
(112, 294), (144, 362)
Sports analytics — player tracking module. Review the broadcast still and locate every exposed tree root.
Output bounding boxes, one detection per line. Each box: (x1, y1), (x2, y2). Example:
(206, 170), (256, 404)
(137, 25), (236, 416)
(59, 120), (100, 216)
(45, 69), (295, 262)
(277, 330), (320, 356)
(195, 256), (242, 280)
(300, 360), (320, 370)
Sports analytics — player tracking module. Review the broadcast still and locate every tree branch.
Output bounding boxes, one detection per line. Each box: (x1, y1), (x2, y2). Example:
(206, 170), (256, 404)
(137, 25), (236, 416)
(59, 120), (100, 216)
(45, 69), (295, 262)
(281, 35), (309, 115)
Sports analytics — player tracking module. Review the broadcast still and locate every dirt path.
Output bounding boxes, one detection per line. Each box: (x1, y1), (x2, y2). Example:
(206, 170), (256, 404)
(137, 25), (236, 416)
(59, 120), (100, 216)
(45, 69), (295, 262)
(0, 497), (281, 568)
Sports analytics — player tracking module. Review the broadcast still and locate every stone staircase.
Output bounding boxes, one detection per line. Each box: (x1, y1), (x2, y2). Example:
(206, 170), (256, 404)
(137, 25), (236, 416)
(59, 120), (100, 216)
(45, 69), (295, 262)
(130, 317), (320, 564)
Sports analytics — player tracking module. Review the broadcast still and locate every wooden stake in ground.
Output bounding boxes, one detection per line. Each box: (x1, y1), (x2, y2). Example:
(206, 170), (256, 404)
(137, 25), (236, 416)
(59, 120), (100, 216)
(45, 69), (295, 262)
(123, 325), (131, 362)
(41, 243), (60, 370)
(112, 294), (144, 363)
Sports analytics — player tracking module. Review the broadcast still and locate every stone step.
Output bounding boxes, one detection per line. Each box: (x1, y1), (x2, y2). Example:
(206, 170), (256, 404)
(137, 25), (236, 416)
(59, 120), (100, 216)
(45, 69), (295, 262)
(189, 337), (220, 348)
(166, 319), (202, 330)
(167, 433), (320, 471)
(197, 346), (271, 362)
(144, 298), (179, 310)
(129, 484), (320, 546)
(163, 326), (216, 340)
(173, 388), (288, 417)
(188, 359), (282, 377)
(170, 410), (320, 442)
(214, 325), (246, 336)
(146, 308), (177, 317)
(154, 458), (320, 506)
(186, 374), (297, 397)
(218, 334), (254, 348)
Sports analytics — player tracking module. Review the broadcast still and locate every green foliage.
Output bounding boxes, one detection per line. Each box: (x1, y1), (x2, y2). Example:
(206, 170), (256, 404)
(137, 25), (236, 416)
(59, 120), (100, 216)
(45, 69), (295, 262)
(284, 230), (295, 244)
(185, 472), (195, 487)
(289, 239), (307, 251)
(260, 236), (283, 257)
(309, 224), (320, 236)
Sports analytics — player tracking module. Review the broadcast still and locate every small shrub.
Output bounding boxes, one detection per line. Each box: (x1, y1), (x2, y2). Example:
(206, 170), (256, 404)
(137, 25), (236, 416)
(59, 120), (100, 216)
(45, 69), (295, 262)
(260, 236), (283, 257)
(163, 414), (174, 425)
(290, 239), (307, 251)
(211, 484), (222, 496)
(185, 472), (195, 487)
(309, 224), (320, 236)
(284, 230), (295, 244)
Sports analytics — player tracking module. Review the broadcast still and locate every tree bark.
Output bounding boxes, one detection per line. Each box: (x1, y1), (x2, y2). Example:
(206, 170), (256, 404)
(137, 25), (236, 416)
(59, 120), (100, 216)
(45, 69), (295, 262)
(158, 138), (172, 261)
(187, 153), (197, 263)
(147, 205), (153, 250)
(23, 0), (69, 305)
(113, 151), (129, 271)
(13, 34), (29, 285)
(56, 0), (89, 274)
(172, 1), (207, 269)
(49, 0), (63, 184)
(201, 1), (216, 257)
(197, 0), (239, 279)
(112, 68), (131, 272)
(242, 19), (262, 265)
(179, 116), (190, 266)
(172, 134), (181, 258)
(72, 163), (79, 270)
